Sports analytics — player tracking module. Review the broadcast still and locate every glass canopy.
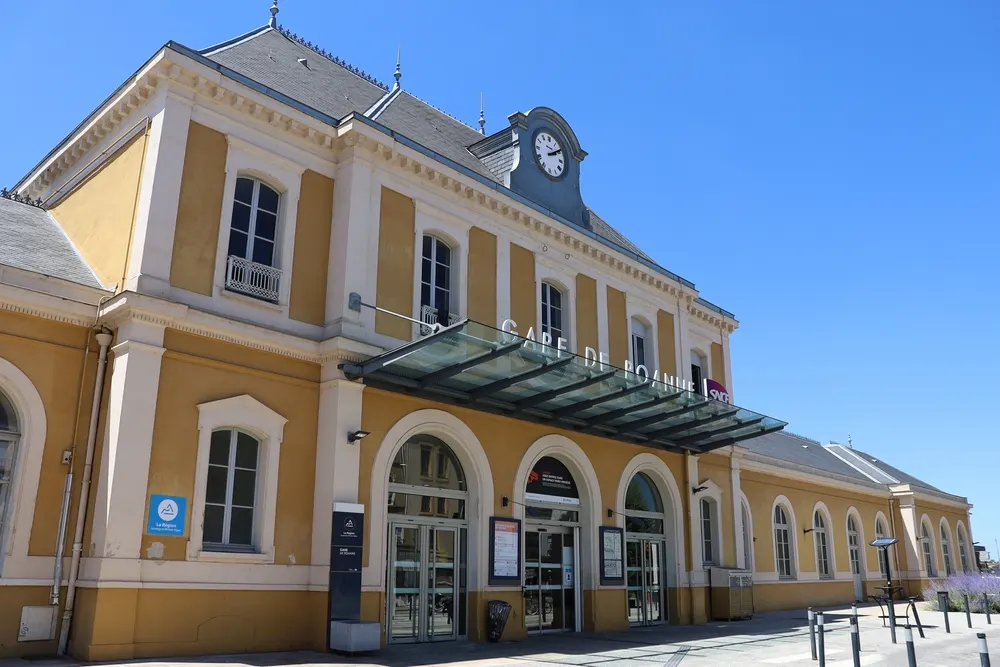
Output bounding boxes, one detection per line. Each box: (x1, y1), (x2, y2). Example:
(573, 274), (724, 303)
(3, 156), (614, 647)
(340, 320), (787, 454)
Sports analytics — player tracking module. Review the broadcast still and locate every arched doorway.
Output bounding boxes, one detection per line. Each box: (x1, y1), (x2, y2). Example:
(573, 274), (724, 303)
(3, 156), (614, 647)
(523, 455), (582, 633)
(0, 389), (20, 566)
(386, 435), (468, 643)
(624, 472), (667, 625)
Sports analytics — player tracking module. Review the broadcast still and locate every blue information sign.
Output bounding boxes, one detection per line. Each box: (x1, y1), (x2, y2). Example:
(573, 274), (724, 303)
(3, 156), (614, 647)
(147, 494), (187, 536)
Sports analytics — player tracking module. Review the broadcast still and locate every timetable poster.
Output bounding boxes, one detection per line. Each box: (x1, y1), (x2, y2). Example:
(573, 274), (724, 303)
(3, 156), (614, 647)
(489, 517), (522, 585)
(600, 526), (625, 585)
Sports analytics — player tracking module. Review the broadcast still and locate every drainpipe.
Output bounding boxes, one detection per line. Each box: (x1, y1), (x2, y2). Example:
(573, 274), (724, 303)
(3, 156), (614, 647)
(683, 451), (695, 620)
(57, 329), (113, 656)
(888, 498), (901, 586)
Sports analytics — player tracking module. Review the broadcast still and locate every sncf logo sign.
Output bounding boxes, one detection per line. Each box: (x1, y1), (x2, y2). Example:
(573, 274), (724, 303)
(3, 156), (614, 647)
(706, 379), (731, 404)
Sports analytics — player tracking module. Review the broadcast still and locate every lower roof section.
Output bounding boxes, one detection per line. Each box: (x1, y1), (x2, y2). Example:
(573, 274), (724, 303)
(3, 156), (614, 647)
(340, 319), (786, 454)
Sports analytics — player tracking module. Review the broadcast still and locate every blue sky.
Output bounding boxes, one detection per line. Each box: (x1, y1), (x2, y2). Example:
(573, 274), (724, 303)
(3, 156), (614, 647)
(3, 2), (998, 558)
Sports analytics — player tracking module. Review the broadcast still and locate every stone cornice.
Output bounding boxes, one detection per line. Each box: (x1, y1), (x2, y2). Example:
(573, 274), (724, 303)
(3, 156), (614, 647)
(0, 266), (108, 328)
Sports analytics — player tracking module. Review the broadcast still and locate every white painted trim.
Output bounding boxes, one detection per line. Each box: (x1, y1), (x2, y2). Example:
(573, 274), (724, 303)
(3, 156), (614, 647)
(614, 453), (686, 578)
(772, 494), (799, 579)
(626, 300), (658, 375)
(845, 506), (868, 575)
(364, 409), (494, 592)
(495, 236), (511, 329)
(410, 202), (470, 337)
(512, 434), (602, 589)
(938, 516), (955, 576)
(738, 455), (889, 499)
(596, 279), (609, 357)
(918, 513), (939, 577)
(695, 479), (724, 567)
(0, 358), (47, 576)
(955, 520), (971, 572)
(739, 492), (754, 572)
(188, 395), (287, 563)
(535, 255), (577, 353)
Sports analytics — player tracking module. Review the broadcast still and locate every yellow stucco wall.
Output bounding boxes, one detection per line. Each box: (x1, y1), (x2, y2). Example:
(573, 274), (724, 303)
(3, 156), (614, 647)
(575, 274), (598, 352)
(657, 309), (677, 377)
(374, 187), (415, 339)
(288, 170), (335, 326)
(710, 342), (725, 384)
(606, 286), (627, 366)
(467, 227), (497, 325)
(509, 243), (536, 334)
(699, 453), (736, 566)
(169, 122), (227, 296)
(49, 131), (148, 289)
(142, 330), (320, 563)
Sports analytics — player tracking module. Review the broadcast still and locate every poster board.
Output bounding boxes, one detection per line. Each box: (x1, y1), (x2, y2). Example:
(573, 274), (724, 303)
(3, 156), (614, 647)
(600, 526), (625, 586)
(489, 517), (522, 586)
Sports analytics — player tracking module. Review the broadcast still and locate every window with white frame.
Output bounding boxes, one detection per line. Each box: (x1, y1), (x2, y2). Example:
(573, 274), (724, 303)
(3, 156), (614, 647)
(204, 428), (259, 551)
(958, 526), (970, 573)
(941, 524), (953, 576)
(921, 522), (937, 576)
(691, 350), (706, 394)
(701, 497), (718, 566)
(774, 505), (794, 578)
(876, 517), (889, 577)
(190, 395), (286, 562)
(741, 500), (754, 571)
(226, 176), (281, 302)
(420, 235), (453, 327)
(540, 282), (564, 343)
(630, 318), (652, 373)
(0, 391), (19, 561)
(814, 511), (831, 579)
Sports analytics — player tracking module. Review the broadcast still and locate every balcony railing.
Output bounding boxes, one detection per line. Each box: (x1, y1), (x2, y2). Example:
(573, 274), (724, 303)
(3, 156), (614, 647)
(420, 304), (461, 335)
(225, 255), (282, 303)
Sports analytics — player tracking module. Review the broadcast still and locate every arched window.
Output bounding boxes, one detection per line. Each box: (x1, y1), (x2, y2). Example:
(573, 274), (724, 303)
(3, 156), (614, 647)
(388, 435), (467, 517)
(941, 524), (954, 576)
(847, 515), (862, 579)
(204, 428), (260, 550)
(630, 318), (652, 373)
(921, 521), (937, 577)
(540, 282), (564, 343)
(625, 472), (663, 514)
(875, 517), (889, 577)
(690, 350), (706, 394)
(420, 235), (453, 327)
(226, 176), (282, 301)
(774, 504), (794, 578)
(958, 525), (970, 573)
(741, 499), (754, 571)
(700, 497), (719, 566)
(0, 391), (20, 558)
(814, 511), (831, 579)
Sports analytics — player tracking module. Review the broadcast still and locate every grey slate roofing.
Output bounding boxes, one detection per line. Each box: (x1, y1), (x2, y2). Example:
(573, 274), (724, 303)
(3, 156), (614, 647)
(837, 445), (941, 492)
(0, 197), (104, 289)
(201, 26), (667, 275)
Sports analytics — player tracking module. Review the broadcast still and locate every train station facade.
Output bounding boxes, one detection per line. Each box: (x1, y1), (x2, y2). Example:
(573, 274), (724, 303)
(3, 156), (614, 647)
(0, 5), (975, 660)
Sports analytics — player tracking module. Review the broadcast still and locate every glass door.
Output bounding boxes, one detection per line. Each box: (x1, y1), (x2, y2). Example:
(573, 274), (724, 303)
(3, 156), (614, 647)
(626, 538), (665, 626)
(388, 523), (461, 643)
(524, 528), (577, 633)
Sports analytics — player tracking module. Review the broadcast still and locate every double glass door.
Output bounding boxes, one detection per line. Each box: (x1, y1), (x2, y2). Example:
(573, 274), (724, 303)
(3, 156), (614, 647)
(626, 538), (665, 625)
(524, 528), (578, 633)
(388, 523), (461, 643)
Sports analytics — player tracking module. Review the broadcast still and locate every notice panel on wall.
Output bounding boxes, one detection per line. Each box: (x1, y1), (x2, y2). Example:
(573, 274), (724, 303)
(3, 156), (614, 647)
(525, 456), (580, 506)
(600, 526), (625, 586)
(489, 517), (522, 586)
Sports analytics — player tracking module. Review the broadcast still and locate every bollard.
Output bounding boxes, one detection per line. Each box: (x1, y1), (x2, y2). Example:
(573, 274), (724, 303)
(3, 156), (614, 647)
(808, 607), (817, 661)
(852, 602), (861, 650)
(849, 616), (861, 667)
(939, 591), (951, 633)
(817, 612), (826, 667)
(966, 594), (974, 628)
(979, 632), (992, 667)
(987, 594), (993, 625)
(888, 596), (898, 644)
(905, 624), (917, 667)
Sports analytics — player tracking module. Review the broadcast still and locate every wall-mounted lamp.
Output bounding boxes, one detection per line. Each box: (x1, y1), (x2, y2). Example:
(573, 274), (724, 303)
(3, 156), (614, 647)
(501, 495), (510, 508)
(607, 508), (614, 519)
(347, 430), (371, 443)
(692, 486), (708, 495)
(803, 527), (815, 535)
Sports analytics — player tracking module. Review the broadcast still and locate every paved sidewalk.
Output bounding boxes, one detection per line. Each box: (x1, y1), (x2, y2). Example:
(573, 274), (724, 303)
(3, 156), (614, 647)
(3, 604), (998, 667)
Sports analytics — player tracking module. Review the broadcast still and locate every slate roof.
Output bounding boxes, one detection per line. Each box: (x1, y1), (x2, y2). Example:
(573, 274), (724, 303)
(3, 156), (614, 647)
(0, 197), (104, 289)
(839, 445), (941, 492)
(201, 26), (667, 271)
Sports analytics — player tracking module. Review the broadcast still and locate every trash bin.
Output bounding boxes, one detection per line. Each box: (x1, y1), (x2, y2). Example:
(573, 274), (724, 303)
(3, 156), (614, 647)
(486, 600), (512, 642)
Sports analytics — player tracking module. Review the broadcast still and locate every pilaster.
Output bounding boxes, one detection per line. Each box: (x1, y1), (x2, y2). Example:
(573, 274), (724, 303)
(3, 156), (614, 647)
(326, 154), (378, 339)
(89, 318), (165, 581)
(596, 278), (609, 358)
(496, 236), (511, 326)
(721, 330), (734, 401)
(896, 495), (923, 578)
(311, 368), (366, 569)
(686, 454), (705, 585)
(125, 88), (193, 296)
(731, 454), (746, 569)
(676, 298), (692, 384)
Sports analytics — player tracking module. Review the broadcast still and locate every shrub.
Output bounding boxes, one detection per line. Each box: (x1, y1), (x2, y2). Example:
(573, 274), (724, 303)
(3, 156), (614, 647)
(923, 574), (1000, 612)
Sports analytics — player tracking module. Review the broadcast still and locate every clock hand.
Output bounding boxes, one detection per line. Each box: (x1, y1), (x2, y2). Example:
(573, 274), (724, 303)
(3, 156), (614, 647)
(548, 149), (562, 156)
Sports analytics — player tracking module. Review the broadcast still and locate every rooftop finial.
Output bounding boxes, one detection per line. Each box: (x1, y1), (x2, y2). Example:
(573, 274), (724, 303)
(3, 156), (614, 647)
(268, 0), (279, 27)
(847, 433), (853, 449)
(478, 93), (486, 135)
(393, 46), (401, 89)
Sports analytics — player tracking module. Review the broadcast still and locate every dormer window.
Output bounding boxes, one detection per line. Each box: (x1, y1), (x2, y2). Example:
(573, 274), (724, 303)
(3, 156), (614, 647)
(225, 176), (282, 302)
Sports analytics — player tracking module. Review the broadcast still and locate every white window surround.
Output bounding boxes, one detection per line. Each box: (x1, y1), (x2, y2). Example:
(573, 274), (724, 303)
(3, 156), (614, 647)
(695, 479), (724, 568)
(845, 507), (867, 574)
(920, 515), (938, 577)
(409, 203), (469, 339)
(212, 134), (304, 314)
(628, 312), (656, 377)
(811, 501), (837, 576)
(874, 512), (890, 577)
(772, 495), (798, 579)
(0, 358), (46, 578)
(956, 520), (970, 572)
(740, 494), (754, 572)
(535, 257), (576, 352)
(189, 394), (287, 564)
(939, 517), (955, 575)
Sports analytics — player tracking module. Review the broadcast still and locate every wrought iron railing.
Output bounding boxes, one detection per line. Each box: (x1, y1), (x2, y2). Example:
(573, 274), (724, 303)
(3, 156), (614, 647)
(420, 305), (461, 335)
(225, 255), (281, 303)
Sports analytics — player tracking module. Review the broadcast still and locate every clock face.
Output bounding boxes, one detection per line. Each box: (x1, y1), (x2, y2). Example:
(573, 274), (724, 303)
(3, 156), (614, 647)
(534, 130), (565, 178)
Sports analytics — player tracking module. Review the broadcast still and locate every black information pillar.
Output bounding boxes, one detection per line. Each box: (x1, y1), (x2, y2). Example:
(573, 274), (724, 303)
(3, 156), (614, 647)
(328, 506), (365, 627)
